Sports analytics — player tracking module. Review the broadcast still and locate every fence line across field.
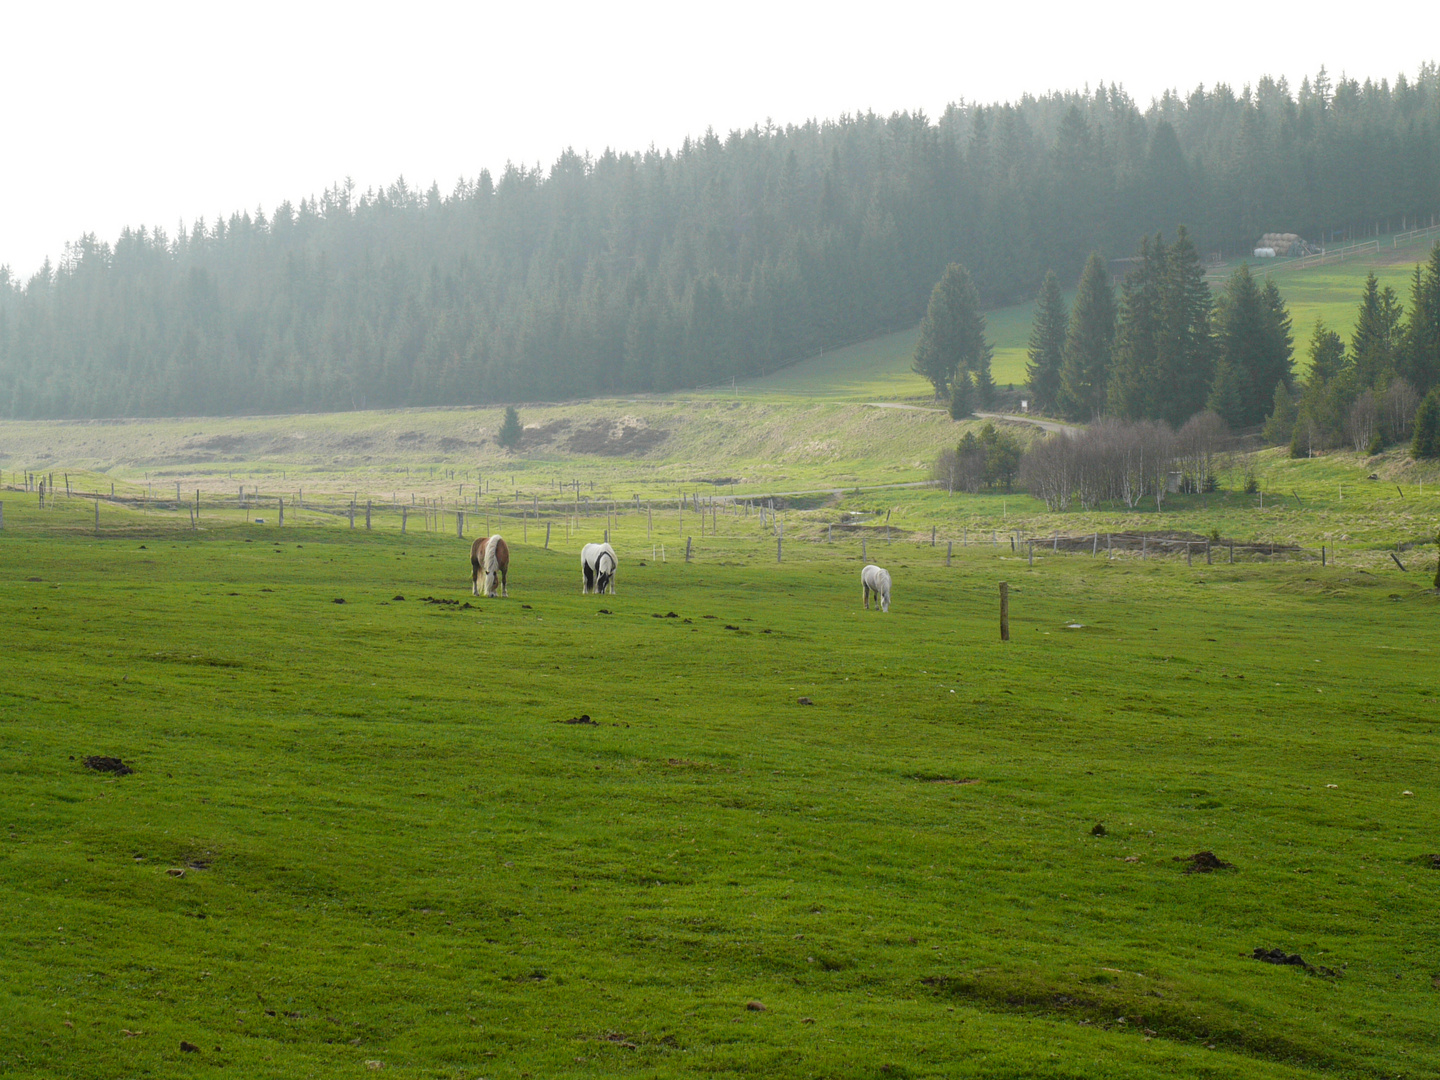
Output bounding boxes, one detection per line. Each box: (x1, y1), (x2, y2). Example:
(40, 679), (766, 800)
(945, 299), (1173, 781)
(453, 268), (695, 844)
(2, 482), (1432, 574)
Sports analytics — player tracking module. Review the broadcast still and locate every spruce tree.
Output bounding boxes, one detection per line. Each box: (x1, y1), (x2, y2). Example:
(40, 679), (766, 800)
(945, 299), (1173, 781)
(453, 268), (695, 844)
(1154, 226), (1214, 427)
(1351, 272), (1405, 388)
(912, 263), (992, 403)
(1025, 271), (1067, 415)
(497, 405), (523, 449)
(1262, 381), (1298, 445)
(1107, 235), (1165, 420)
(1209, 264), (1264, 427)
(1399, 245), (1440, 395)
(1306, 319), (1346, 383)
(1413, 386), (1440, 458)
(1057, 253), (1116, 421)
(1256, 278), (1295, 413)
(949, 371), (975, 419)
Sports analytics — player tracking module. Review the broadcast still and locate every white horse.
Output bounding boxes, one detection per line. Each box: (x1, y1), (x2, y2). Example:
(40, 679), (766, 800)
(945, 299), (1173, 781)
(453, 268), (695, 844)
(861, 563), (891, 613)
(580, 542), (617, 594)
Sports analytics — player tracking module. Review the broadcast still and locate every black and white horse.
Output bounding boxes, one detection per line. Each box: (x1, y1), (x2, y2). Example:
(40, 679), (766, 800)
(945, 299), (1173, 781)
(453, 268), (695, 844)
(861, 563), (891, 613)
(580, 542), (617, 594)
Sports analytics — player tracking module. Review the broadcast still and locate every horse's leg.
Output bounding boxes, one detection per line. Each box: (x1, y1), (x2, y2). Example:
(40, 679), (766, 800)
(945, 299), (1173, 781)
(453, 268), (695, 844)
(472, 561), (480, 597)
(863, 583), (869, 610)
(500, 567), (508, 597)
(583, 562), (593, 594)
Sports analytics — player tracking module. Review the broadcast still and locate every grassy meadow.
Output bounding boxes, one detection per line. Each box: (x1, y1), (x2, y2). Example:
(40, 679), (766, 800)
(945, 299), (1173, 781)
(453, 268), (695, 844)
(3, 462), (1440, 1079)
(4, 239), (1440, 1078)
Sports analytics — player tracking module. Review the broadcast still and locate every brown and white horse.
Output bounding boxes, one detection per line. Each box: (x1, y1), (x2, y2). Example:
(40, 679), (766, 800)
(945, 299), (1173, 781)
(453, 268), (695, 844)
(471, 534), (510, 597)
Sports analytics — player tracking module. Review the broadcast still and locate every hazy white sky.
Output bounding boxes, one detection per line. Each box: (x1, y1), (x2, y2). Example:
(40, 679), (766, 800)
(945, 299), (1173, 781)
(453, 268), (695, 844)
(3, 1), (1435, 278)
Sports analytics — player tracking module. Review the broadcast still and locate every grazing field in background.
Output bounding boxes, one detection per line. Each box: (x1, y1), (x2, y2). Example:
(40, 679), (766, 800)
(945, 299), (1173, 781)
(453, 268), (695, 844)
(2, 494), (1439, 1079)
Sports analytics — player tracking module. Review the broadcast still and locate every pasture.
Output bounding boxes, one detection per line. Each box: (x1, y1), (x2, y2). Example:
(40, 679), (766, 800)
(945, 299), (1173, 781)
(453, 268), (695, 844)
(3, 490), (1438, 1079)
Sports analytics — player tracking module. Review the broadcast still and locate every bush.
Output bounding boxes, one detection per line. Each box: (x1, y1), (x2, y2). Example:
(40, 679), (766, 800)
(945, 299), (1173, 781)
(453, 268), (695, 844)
(1366, 431), (1384, 456)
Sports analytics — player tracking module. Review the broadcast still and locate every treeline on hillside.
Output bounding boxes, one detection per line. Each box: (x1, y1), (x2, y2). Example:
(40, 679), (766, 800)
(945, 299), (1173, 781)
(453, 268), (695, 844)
(2, 65), (1440, 418)
(1024, 239), (1440, 447)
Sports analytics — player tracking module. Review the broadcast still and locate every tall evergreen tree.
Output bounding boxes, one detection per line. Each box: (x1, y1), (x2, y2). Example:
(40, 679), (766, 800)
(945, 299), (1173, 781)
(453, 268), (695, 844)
(911, 263), (992, 402)
(1025, 271), (1067, 414)
(1057, 253), (1116, 421)
(1107, 234), (1166, 420)
(1399, 245), (1440, 395)
(1208, 264), (1265, 427)
(1351, 272), (1405, 388)
(1154, 226), (1214, 427)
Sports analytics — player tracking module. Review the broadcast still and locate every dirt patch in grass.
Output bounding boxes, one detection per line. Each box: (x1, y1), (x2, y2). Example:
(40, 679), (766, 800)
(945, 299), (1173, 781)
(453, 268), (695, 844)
(1175, 851), (1233, 873)
(914, 774), (980, 785)
(83, 756), (133, 776)
(566, 420), (668, 456)
(558, 715), (597, 725)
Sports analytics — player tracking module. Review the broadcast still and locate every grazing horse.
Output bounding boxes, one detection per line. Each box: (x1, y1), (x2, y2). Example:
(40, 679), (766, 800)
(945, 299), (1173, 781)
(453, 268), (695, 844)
(580, 542), (617, 595)
(470, 534), (510, 597)
(861, 563), (891, 613)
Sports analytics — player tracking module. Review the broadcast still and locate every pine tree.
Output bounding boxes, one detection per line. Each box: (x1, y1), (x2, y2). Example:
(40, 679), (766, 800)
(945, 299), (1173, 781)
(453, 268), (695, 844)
(911, 263), (992, 403)
(1025, 271), (1067, 414)
(1154, 226), (1214, 426)
(1351, 272), (1405, 388)
(1413, 386), (1440, 458)
(1107, 235), (1165, 420)
(1057, 253), (1116, 421)
(497, 405), (522, 449)
(1262, 381), (1298, 445)
(1399, 245), (1440, 395)
(949, 371), (975, 419)
(1208, 264), (1264, 427)
(1256, 278), (1295, 411)
(1306, 318), (1346, 383)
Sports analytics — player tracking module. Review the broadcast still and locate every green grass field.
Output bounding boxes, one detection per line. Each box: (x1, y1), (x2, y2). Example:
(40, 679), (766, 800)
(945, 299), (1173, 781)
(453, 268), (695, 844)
(4, 235), (1440, 1078)
(3, 488), (1439, 1079)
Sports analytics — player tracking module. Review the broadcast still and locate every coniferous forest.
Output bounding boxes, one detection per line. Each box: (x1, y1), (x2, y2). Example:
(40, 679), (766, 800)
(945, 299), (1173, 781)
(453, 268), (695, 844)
(2, 65), (1439, 420)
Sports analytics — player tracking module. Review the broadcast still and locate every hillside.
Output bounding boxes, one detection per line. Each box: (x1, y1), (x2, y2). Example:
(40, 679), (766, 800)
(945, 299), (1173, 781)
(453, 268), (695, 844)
(3, 67), (1438, 420)
(714, 236), (1440, 402)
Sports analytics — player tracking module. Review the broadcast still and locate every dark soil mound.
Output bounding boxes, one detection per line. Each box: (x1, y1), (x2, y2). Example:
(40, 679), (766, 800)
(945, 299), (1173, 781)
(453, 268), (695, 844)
(84, 756), (133, 775)
(1253, 947), (1306, 966)
(1175, 851), (1232, 873)
(559, 715), (597, 725)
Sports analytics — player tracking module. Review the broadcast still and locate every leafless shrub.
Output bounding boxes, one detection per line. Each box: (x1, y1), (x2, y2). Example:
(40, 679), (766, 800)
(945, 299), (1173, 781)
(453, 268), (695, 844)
(1347, 391), (1380, 453)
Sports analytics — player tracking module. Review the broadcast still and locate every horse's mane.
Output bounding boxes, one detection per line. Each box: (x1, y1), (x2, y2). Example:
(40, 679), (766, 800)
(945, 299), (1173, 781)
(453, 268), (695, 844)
(484, 534), (502, 577)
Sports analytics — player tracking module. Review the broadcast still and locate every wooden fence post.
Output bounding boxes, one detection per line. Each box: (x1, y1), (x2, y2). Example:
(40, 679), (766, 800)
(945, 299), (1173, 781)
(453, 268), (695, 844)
(931, 526), (936, 546)
(1229, 541), (1234, 563)
(278, 497), (284, 527)
(457, 511), (464, 538)
(861, 539), (866, 561)
(999, 582), (1009, 641)
(685, 536), (692, 562)
(401, 507), (408, 533)
(366, 500), (372, 530)
(545, 521), (551, 549)
(777, 537), (782, 562)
